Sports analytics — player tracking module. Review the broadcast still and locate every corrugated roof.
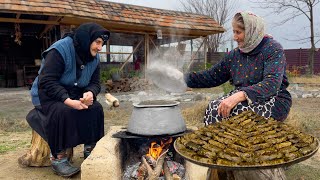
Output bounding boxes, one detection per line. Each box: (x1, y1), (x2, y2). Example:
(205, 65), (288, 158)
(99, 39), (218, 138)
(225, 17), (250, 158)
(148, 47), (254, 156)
(0, 0), (225, 36)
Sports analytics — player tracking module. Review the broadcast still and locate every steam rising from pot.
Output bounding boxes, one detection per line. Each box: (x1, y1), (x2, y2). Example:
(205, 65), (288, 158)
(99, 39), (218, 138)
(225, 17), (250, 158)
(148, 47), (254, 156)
(147, 61), (187, 93)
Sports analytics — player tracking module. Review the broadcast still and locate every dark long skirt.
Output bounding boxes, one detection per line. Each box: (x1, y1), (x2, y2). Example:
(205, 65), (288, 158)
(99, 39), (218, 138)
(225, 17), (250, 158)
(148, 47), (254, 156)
(38, 101), (104, 156)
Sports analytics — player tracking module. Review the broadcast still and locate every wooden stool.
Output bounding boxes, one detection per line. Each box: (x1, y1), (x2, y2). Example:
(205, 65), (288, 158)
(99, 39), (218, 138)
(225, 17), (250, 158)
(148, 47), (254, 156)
(18, 130), (73, 167)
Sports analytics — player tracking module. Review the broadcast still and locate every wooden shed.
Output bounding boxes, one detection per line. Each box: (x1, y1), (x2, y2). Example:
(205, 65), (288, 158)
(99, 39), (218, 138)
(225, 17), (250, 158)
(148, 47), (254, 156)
(0, 0), (225, 88)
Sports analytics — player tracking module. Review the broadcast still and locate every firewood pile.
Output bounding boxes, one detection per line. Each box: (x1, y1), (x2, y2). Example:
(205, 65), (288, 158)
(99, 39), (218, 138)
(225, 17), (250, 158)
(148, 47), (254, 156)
(105, 77), (152, 93)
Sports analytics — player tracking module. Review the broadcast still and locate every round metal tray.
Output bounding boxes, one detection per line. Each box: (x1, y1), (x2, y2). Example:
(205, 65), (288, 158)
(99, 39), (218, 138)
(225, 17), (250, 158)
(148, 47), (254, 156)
(174, 138), (319, 170)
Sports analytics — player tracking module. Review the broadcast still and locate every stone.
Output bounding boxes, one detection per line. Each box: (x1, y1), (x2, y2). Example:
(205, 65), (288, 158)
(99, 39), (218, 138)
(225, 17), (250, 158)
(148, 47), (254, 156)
(290, 92), (298, 99)
(302, 94), (313, 98)
(81, 126), (123, 180)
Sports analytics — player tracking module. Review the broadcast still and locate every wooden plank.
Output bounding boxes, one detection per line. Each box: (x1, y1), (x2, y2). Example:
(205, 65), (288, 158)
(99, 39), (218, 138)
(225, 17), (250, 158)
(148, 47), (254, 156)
(0, 17), (59, 25)
(60, 17), (223, 37)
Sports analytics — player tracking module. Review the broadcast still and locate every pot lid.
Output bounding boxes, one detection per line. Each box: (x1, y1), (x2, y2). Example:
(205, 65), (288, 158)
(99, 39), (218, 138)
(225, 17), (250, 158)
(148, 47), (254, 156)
(133, 100), (180, 107)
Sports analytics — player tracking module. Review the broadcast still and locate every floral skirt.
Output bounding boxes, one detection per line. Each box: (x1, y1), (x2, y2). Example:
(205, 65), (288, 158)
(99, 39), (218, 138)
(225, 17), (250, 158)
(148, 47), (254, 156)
(204, 90), (291, 125)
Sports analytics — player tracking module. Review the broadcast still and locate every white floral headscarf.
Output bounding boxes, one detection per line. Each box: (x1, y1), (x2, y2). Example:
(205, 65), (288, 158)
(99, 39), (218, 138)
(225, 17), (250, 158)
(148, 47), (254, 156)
(239, 11), (265, 53)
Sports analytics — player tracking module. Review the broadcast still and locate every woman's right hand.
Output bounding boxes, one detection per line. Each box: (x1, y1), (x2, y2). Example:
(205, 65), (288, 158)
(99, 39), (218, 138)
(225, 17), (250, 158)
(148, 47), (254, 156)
(64, 98), (88, 110)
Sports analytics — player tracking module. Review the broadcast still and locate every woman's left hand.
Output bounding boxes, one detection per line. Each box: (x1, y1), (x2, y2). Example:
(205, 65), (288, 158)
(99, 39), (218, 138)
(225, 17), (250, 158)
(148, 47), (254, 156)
(80, 91), (94, 106)
(218, 91), (246, 118)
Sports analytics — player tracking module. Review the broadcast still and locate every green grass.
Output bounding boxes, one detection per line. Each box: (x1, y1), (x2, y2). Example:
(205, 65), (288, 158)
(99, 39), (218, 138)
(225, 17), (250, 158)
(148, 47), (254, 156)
(0, 144), (15, 154)
(0, 133), (30, 154)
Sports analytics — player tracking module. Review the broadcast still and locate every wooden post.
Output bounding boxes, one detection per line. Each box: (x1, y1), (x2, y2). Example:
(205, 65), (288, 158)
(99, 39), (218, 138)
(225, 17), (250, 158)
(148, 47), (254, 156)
(144, 34), (150, 79)
(204, 36), (208, 69)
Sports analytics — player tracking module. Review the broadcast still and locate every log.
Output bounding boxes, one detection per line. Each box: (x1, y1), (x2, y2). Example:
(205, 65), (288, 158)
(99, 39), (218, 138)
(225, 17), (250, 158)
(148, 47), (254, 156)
(18, 130), (74, 167)
(163, 159), (173, 180)
(18, 130), (51, 167)
(105, 93), (120, 107)
(141, 150), (167, 180)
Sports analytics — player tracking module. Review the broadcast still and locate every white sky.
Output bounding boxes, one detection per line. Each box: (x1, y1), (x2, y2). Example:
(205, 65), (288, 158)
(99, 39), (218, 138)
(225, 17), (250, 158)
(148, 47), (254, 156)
(106, 0), (320, 50)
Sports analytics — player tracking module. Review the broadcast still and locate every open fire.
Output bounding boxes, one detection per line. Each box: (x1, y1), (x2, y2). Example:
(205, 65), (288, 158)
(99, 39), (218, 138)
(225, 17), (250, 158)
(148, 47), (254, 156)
(147, 137), (172, 160)
(123, 137), (185, 180)
(116, 100), (187, 179)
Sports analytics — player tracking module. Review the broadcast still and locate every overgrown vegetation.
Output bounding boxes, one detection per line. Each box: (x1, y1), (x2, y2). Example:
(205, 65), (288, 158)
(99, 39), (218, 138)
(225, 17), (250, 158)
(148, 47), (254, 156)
(221, 82), (234, 95)
(100, 67), (121, 83)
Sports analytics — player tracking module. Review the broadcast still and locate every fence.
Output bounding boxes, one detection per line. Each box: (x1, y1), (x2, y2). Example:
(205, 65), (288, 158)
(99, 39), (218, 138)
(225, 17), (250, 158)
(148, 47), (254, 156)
(205, 48), (320, 75)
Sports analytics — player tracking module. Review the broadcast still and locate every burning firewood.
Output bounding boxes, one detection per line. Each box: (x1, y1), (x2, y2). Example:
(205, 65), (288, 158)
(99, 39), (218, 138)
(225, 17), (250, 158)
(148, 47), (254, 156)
(141, 149), (168, 180)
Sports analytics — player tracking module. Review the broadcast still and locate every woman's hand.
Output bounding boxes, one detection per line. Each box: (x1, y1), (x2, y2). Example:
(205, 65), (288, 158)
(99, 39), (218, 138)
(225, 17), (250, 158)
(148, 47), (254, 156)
(218, 91), (246, 118)
(64, 98), (88, 110)
(80, 91), (94, 106)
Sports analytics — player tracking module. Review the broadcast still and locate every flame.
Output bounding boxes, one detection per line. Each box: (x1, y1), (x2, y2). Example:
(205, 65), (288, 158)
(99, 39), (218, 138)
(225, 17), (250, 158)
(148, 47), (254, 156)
(146, 137), (173, 160)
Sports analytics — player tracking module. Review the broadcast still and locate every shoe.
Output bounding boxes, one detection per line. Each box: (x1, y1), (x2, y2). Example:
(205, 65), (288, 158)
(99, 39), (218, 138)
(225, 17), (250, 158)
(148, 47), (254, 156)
(51, 158), (80, 177)
(84, 144), (95, 159)
(84, 151), (90, 159)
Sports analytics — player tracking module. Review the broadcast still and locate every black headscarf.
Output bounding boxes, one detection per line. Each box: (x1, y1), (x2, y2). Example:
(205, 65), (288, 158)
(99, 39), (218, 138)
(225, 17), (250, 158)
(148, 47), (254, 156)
(72, 22), (110, 63)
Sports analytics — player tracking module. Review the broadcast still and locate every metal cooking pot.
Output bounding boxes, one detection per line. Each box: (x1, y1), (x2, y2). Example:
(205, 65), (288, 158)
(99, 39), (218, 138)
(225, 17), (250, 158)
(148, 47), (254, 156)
(127, 100), (186, 136)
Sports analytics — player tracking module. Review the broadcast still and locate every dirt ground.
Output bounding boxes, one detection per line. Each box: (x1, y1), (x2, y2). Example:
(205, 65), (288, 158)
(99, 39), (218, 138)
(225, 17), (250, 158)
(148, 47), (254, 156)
(0, 87), (320, 180)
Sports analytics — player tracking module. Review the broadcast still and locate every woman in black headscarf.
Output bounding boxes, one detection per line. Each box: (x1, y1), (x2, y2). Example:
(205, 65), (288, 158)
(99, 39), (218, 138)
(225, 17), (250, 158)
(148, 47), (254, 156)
(28, 22), (110, 177)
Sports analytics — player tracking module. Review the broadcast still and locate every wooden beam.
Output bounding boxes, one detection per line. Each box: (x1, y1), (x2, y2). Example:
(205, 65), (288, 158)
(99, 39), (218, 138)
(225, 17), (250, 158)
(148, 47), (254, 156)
(187, 36), (208, 70)
(144, 34), (149, 78)
(149, 38), (161, 55)
(39, 16), (63, 38)
(119, 39), (143, 72)
(60, 17), (224, 37)
(0, 17), (59, 25)
(105, 52), (131, 54)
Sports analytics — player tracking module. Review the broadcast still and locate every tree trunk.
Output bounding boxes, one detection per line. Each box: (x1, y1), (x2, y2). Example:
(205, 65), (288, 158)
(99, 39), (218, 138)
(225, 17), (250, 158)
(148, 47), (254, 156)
(18, 130), (51, 167)
(230, 168), (286, 180)
(207, 168), (286, 180)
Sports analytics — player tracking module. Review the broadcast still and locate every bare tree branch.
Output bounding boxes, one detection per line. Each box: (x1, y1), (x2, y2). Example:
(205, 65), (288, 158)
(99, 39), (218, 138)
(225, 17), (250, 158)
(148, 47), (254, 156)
(251, 0), (319, 74)
(178, 0), (238, 52)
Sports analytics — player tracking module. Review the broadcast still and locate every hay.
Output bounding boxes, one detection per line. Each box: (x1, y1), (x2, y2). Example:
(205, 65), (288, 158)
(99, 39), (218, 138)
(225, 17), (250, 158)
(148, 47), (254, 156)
(181, 100), (208, 127)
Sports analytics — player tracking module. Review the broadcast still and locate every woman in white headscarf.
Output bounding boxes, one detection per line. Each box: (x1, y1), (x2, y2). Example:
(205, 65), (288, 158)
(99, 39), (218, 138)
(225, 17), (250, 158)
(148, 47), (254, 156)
(185, 11), (292, 125)
(185, 10), (290, 180)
